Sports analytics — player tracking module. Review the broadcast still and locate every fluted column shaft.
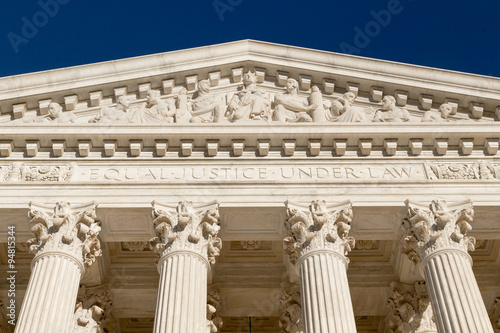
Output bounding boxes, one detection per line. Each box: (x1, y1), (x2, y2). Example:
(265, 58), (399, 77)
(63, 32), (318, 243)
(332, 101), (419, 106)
(154, 252), (208, 333)
(423, 249), (492, 333)
(299, 251), (356, 333)
(284, 200), (356, 333)
(402, 199), (493, 333)
(15, 253), (83, 332)
(150, 201), (221, 333)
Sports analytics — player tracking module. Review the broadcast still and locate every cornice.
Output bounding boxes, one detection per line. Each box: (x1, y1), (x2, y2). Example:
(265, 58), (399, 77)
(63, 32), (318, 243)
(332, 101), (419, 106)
(1, 40), (500, 118)
(2, 40), (499, 99)
(0, 122), (499, 159)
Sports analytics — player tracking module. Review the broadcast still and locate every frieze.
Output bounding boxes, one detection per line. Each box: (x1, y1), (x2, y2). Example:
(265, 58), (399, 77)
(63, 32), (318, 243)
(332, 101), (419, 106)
(2, 162), (500, 183)
(74, 164), (422, 182)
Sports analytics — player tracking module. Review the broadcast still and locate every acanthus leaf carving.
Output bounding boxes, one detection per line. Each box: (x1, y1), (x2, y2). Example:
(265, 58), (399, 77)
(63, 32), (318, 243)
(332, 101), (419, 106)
(206, 285), (223, 333)
(401, 199), (475, 264)
(279, 282), (304, 333)
(27, 201), (102, 268)
(73, 285), (115, 333)
(284, 200), (354, 265)
(73, 303), (104, 333)
(149, 201), (221, 264)
(386, 281), (436, 333)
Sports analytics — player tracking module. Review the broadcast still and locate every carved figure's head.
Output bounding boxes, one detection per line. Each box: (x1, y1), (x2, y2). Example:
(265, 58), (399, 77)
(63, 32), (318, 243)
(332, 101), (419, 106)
(117, 95), (130, 108)
(198, 80), (211, 94)
(439, 103), (453, 119)
(146, 90), (161, 105)
(285, 78), (299, 93)
(48, 102), (63, 118)
(243, 71), (257, 85)
(178, 87), (187, 96)
(381, 95), (396, 110)
(343, 92), (356, 103)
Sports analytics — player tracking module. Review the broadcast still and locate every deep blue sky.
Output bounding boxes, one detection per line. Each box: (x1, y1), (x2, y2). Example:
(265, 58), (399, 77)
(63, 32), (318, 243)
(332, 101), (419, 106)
(0, 0), (499, 78)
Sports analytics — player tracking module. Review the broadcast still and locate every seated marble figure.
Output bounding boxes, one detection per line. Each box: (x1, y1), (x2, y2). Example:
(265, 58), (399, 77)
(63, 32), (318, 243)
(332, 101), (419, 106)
(372, 95), (410, 122)
(226, 71), (270, 122)
(189, 80), (226, 123)
(89, 96), (131, 124)
(272, 78), (317, 122)
(327, 92), (374, 122)
(29, 102), (79, 123)
(129, 90), (175, 123)
(421, 103), (452, 122)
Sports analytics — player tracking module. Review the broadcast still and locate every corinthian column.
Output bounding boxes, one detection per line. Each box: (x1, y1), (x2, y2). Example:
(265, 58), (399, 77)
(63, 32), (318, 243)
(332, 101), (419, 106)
(150, 201), (221, 333)
(15, 202), (101, 333)
(284, 200), (356, 333)
(402, 199), (493, 333)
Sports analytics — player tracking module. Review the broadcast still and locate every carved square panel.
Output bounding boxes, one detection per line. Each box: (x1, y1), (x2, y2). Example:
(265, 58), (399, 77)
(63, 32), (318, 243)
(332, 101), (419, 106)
(355, 315), (382, 332)
(219, 241), (282, 263)
(107, 242), (155, 263)
(219, 207), (286, 241)
(349, 240), (392, 262)
(470, 240), (500, 262)
(119, 318), (155, 332)
(472, 210), (500, 238)
(99, 208), (154, 241)
(351, 207), (405, 239)
(121, 241), (151, 252)
(220, 316), (279, 332)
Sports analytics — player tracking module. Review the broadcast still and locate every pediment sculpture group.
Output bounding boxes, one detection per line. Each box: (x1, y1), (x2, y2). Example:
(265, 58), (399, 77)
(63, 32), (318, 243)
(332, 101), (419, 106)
(17, 71), (456, 124)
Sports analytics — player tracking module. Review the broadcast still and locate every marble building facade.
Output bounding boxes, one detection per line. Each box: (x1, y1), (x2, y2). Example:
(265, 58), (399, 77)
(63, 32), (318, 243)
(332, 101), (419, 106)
(0, 40), (499, 332)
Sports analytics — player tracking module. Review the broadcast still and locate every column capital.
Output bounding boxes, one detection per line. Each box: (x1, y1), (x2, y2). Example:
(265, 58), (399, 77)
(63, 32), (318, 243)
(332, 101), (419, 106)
(386, 281), (437, 333)
(27, 201), (101, 270)
(402, 199), (476, 264)
(150, 200), (221, 265)
(284, 200), (354, 265)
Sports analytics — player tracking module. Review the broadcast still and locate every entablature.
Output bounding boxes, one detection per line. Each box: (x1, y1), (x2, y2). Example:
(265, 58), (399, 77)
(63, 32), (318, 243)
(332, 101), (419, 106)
(0, 123), (499, 158)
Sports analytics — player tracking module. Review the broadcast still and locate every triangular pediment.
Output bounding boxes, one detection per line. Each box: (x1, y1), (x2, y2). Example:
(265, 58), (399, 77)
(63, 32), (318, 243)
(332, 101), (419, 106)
(1, 40), (499, 124)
